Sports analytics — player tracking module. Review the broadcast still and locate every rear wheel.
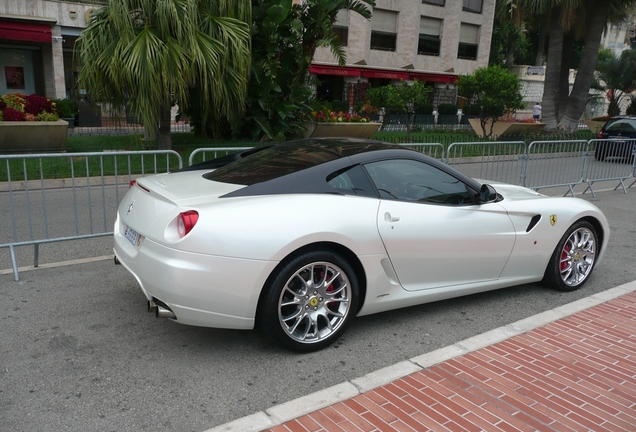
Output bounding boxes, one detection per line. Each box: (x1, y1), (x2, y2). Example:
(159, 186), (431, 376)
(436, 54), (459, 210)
(542, 221), (598, 292)
(260, 251), (359, 352)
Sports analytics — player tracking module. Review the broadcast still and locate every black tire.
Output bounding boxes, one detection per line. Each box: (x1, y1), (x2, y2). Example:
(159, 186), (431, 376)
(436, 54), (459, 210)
(594, 143), (607, 161)
(542, 220), (598, 292)
(259, 251), (359, 352)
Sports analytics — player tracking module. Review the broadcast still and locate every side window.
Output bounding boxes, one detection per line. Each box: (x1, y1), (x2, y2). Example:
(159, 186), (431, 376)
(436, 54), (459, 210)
(327, 165), (376, 197)
(364, 159), (474, 205)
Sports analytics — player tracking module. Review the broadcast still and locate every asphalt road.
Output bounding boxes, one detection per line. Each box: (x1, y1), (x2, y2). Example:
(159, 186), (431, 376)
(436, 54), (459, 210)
(1, 186), (636, 432)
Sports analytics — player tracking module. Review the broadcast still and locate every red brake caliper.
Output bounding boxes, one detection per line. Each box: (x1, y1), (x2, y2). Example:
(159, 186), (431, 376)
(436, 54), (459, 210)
(560, 245), (571, 271)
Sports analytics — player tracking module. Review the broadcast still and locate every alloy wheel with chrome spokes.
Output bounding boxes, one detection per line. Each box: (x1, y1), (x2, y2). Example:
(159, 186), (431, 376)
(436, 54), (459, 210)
(260, 251), (359, 352)
(543, 220), (598, 292)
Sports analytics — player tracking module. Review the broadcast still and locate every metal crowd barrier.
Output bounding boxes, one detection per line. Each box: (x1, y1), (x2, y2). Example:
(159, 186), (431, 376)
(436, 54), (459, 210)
(1, 150), (182, 281)
(584, 139), (636, 196)
(444, 141), (527, 186)
(3, 139), (636, 281)
(188, 147), (254, 166)
(524, 140), (588, 196)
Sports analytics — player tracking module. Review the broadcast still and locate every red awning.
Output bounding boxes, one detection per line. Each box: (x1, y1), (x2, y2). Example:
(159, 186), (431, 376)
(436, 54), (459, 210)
(0, 21), (52, 43)
(309, 64), (458, 83)
(309, 65), (361, 77)
(361, 69), (410, 80)
(409, 72), (458, 83)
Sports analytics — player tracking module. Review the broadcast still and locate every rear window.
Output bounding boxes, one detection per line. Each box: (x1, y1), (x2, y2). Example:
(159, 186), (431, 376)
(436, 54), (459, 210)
(203, 139), (401, 185)
(604, 118), (636, 133)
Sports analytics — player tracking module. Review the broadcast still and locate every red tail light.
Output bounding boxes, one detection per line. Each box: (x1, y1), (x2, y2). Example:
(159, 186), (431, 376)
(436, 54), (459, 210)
(177, 211), (199, 238)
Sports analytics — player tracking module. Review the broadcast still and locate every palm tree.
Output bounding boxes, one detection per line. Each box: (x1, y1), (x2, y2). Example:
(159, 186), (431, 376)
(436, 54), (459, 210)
(76, 0), (251, 148)
(592, 48), (636, 116)
(517, 0), (636, 130)
(232, 0), (374, 140)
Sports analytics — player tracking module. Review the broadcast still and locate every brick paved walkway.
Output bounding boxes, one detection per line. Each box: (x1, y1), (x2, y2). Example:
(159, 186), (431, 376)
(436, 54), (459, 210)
(260, 290), (636, 432)
(206, 283), (636, 432)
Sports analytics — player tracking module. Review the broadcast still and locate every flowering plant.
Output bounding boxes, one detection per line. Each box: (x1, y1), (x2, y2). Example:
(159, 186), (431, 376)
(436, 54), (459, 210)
(498, 117), (537, 123)
(310, 109), (369, 123)
(0, 93), (60, 122)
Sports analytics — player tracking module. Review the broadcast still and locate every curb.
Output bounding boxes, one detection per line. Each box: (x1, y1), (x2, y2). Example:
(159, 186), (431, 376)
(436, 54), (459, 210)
(204, 279), (636, 432)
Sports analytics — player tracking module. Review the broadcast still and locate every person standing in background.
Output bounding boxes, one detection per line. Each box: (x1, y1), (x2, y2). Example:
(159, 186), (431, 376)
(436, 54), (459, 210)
(533, 102), (542, 122)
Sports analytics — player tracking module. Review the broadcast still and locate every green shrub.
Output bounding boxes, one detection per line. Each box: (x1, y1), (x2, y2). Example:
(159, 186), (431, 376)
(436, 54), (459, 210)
(415, 102), (434, 114)
(53, 98), (77, 118)
(437, 103), (458, 115)
(331, 99), (349, 112)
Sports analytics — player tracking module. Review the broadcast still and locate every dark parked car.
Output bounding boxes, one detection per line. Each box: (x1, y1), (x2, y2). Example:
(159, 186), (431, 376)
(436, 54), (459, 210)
(595, 116), (636, 161)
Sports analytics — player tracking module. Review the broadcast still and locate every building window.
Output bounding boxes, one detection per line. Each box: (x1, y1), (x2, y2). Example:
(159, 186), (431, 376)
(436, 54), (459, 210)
(333, 9), (349, 46)
(458, 23), (479, 60)
(370, 9), (398, 52)
(418, 17), (442, 56)
(423, 0), (445, 5)
(463, 0), (483, 13)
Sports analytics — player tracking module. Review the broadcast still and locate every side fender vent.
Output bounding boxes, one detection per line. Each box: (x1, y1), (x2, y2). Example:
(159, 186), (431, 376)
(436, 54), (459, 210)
(526, 215), (542, 232)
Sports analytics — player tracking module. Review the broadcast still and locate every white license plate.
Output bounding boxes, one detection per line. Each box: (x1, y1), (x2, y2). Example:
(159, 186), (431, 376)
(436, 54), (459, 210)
(124, 225), (142, 247)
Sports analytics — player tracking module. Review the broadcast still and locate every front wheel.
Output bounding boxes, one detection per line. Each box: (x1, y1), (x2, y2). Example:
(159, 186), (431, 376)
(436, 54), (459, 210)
(542, 221), (598, 292)
(259, 251), (359, 352)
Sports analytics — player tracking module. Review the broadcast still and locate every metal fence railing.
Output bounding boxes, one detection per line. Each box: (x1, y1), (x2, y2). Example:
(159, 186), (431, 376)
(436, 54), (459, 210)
(444, 141), (527, 186)
(1, 150), (182, 281)
(524, 140), (589, 195)
(3, 139), (636, 281)
(188, 147), (254, 166)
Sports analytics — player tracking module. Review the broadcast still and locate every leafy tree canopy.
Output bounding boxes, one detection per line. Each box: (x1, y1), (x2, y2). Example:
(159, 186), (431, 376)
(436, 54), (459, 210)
(592, 48), (636, 116)
(77, 0), (252, 147)
(457, 65), (525, 138)
(189, 0), (374, 141)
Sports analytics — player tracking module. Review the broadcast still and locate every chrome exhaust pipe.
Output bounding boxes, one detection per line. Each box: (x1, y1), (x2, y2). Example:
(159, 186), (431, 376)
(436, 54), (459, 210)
(147, 299), (158, 313)
(156, 305), (176, 319)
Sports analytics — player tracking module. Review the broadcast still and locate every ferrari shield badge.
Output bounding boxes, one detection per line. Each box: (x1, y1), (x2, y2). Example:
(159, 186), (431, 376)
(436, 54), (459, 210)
(550, 214), (557, 226)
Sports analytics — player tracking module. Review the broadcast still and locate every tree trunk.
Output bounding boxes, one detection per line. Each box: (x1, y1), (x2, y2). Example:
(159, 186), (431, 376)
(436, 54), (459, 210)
(559, 2), (609, 131)
(558, 31), (575, 121)
(534, 24), (547, 66)
(157, 105), (172, 150)
(542, 11), (564, 130)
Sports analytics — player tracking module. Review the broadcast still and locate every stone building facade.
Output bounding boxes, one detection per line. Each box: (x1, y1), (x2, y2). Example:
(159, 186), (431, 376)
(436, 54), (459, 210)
(1, 0), (496, 112)
(310, 0), (496, 109)
(0, 0), (99, 99)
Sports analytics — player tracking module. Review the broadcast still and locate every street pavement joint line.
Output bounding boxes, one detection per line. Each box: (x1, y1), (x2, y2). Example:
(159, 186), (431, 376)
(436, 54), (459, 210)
(204, 279), (636, 432)
(0, 255), (113, 276)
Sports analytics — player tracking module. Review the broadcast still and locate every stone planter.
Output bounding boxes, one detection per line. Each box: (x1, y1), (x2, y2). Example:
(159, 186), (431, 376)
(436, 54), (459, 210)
(0, 120), (68, 152)
(303, 121), (381, 139)
(585, 119), (606, 135)
(468, 118), (546, 138)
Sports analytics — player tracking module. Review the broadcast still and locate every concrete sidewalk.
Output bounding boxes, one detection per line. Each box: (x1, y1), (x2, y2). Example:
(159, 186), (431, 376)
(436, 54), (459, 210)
(210, 281), (636, 432)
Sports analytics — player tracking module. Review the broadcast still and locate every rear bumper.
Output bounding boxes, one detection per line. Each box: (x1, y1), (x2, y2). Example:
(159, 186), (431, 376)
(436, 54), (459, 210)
(113, 217), (277, 330)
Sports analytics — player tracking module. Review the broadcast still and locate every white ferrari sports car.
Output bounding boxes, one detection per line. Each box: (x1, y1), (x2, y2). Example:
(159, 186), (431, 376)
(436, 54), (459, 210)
(114, 138), (609, 352)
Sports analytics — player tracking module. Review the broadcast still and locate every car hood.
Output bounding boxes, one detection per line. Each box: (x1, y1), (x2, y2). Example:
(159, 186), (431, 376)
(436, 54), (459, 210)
(480, 181), (546, 201)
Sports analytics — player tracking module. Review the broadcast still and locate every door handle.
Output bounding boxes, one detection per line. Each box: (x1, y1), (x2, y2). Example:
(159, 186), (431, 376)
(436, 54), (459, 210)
(384, 212), (400, 222)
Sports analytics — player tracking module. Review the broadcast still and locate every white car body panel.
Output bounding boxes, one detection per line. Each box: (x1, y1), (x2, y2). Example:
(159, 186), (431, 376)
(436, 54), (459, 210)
(113, 146), (610, 334)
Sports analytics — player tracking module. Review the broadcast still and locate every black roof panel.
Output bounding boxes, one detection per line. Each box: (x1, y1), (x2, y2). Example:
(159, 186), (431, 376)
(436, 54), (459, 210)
(203, 138), (407, 186)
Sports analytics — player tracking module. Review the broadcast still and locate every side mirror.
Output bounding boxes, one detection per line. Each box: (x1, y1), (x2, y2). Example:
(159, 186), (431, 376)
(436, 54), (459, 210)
(479, 184), (497, 203)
